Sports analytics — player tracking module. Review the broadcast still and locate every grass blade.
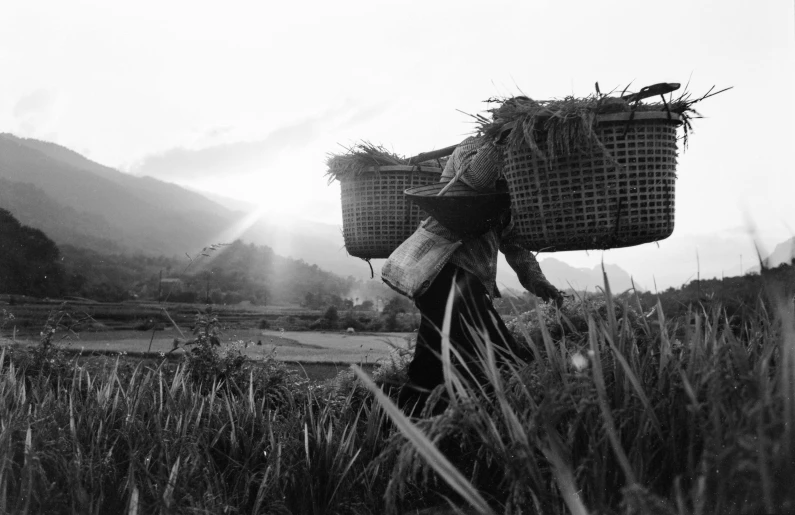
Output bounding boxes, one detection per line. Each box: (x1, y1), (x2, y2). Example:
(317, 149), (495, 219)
(542, 422), (590, 515)
(588, 317), (637, 485)
(352, 365), (496, 515)
(603, 333), (664, 440)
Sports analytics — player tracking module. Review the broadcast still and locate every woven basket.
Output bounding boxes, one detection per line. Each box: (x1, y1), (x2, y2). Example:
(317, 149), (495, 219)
(503, 111), (682, 251)
(340, 165), (442, 259)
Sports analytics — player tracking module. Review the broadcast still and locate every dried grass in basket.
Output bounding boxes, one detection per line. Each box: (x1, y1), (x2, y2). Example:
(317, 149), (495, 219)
(326, 142), (444, 260)
(467, 84), (730, 251)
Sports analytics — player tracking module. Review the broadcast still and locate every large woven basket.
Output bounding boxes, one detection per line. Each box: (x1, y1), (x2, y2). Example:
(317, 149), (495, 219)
(503, 111), (682, 251)
(340, 165), (442, 259)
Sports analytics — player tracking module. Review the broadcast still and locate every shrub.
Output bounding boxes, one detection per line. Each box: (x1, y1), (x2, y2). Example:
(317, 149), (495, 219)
(1, 308), (14, 329)
(506, 293), (647, 350)
(339, 315), (365, 332)
(324, 305), (339, 325)
(223, 291), (244, 305)
(170, 291), (199, 303)
(384, 312), (420, 332)
(372, 346), (413, 392)
(133, 317), (165, 331)
(180, 307), (247, 390)
(309, 318), (333, 331)
(16, 304), (85, 380)
(209, 289), (225, 305)
(365, 317), (385, 332)
(258, 318), (270, 329)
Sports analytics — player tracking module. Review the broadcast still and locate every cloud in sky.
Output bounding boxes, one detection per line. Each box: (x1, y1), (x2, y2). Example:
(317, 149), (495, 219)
(13, 90), (55, 118)
(12, 89), (62, 139)
(130, 100), (389, 182)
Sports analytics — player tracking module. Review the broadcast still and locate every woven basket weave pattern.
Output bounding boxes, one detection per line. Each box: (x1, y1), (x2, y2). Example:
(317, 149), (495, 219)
(340, 166), (441, 259)
(504, 116), (679, 251)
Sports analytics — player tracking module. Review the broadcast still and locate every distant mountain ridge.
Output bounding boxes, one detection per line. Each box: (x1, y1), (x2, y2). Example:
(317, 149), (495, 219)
(0, 176), (121, 253)
(539, 257), (643, 293)
(0, 133), (233, 256)
(5, 135), (235, 218)
(0, 133), (373, 281)
(766, 237), (795, 267)
(494, 256), (642, 294)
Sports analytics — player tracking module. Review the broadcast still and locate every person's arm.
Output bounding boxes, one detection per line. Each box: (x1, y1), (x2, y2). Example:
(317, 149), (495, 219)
(499, 221), (563, 303)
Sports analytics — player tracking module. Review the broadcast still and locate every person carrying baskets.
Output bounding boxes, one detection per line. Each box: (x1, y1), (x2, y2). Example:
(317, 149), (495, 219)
(381, 119), (564, 416)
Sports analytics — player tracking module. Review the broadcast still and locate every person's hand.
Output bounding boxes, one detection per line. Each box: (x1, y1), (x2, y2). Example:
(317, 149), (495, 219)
(529, 281), (565, 306)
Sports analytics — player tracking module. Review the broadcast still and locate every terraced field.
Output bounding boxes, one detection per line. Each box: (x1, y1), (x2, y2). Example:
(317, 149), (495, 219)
(3, 326), (413, 365)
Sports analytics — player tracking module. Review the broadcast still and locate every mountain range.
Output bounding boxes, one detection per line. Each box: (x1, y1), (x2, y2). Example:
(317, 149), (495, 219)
(0, 133), (367, 278)
(765, 237), (795, 268)
(3, 132), (787, 299)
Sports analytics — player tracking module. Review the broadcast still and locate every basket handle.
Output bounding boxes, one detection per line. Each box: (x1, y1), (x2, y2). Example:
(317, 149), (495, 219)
(404, 83), (679, 167)
(406, 144), (458, 165)
(621, 82), (680, 103)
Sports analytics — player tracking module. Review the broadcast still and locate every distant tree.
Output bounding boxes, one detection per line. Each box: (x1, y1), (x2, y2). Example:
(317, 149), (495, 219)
(0, 208), (65, 297)
(171, 291), (199, 303)
(324, 305), (339, 325)
(209, 290), (225, 305)
(383, 296), (413, 316)
(223, 291), (244, 305)
(359, 300), (374, 311)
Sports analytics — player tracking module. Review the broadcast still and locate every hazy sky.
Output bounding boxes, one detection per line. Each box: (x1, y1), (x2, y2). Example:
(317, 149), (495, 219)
(1, 0), (793, 289)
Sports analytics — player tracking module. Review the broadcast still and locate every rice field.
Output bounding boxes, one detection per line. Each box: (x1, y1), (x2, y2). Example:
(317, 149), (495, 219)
(0, 274), (793, 514)
(1, 328), (412, 364)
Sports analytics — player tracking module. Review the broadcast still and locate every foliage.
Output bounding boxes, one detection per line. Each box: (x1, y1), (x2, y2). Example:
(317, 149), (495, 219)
(0, 349), (377, 514)
(309, 318), (335, 331)
(59, 244), (179, 302)
(132, 317), (166, 331)
(1, 272), (794, 514)
(0, 208), (66, 298)
(10, 304), (96, 385)
(5, 230), (394, 310)
(339, 312), (366, 332)
(382, 295), (414, 317)
(1, 309), (14, 330)
(324, 305), (340, 325)
(637, 260), (795, 332)
(191, 240), (355, 307)
(179, 307), (247, 390)
(371, 346), (413, 392)
(506, 292), (649, 353)
(362, 276), (795, 514)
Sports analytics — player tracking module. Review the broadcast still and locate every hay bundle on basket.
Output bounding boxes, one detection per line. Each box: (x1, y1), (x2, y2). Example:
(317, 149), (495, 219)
(472, 85), (728, 252)
(326, 142), (444, 260)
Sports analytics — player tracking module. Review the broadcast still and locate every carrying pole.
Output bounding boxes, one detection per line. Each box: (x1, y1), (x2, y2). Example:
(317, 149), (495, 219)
(406, 144), (458, 165)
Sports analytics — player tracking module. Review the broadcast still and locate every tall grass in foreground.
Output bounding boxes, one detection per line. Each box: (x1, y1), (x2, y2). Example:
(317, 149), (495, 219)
(0, 275), (794, 514)
(0, 351), (390, 514)
(356, 276), (795, 515)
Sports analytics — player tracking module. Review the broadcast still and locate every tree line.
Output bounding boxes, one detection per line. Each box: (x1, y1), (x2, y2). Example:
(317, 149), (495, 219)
(0, 209), (398, 308)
